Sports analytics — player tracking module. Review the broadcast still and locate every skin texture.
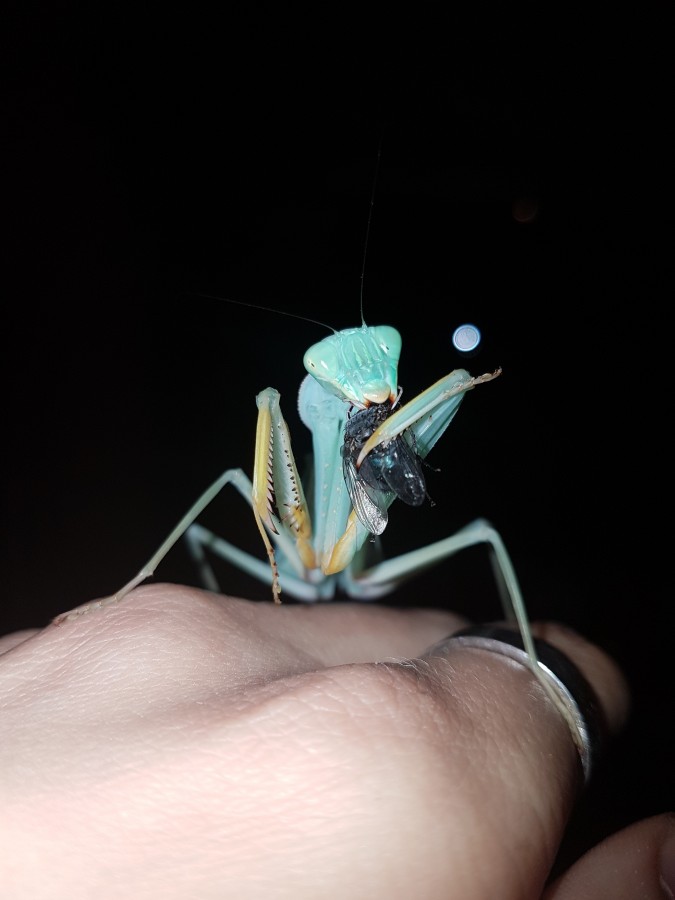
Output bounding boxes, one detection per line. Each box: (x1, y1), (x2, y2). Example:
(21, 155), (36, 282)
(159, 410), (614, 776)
(0, 585), (671, 900)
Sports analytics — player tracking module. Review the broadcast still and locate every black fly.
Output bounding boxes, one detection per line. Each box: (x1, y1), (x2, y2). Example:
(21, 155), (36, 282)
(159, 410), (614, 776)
(341, 402), (428, 535)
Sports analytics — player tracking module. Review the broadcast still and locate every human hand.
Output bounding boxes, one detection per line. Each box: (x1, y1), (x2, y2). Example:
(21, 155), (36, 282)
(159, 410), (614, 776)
(0, 585), (672, 899)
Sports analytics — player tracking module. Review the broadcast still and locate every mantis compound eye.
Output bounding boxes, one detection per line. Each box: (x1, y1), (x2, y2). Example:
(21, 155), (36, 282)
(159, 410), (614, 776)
(452, 323), (482, 355)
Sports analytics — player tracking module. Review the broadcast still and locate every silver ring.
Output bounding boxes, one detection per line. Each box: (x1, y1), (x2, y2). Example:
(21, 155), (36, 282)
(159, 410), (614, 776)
(439, 625), (606, 784)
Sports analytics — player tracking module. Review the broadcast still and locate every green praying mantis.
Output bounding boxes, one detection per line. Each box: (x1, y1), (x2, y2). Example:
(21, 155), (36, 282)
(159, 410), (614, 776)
(56, 304), (589, 775)
(108, 318), (529, 637)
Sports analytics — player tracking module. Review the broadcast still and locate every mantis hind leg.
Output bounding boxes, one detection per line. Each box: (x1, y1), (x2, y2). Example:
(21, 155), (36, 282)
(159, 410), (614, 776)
(341, 517), (581, 736)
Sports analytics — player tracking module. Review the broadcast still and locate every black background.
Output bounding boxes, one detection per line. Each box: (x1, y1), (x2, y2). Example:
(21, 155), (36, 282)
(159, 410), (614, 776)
(4, 3), (673, 878)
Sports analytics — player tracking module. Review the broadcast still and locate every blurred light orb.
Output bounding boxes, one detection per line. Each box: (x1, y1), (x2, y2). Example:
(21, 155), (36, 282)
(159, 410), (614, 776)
(452, 323), (481, 354)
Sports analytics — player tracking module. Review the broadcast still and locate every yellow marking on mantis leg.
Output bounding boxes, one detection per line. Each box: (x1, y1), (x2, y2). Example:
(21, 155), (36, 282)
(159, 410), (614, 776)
(322, 510), (360, 575)
(252, 401), (276, 530)
(252, 388), (317, 597)
(250, 400), (282, 602)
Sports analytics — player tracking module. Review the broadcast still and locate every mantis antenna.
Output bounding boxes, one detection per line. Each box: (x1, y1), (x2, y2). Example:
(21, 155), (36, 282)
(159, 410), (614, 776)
(359, 132), (384, 326)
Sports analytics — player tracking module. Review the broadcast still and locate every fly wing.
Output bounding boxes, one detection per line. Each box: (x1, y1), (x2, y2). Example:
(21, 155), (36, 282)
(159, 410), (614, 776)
(379, 435), (427, 507)
(342, 455), (389, 535)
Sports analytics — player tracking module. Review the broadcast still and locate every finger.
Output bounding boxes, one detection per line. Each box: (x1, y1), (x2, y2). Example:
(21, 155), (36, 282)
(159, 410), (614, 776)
(544, 813), (675, 900)
(0, 629), (41, 655)
(47, 583), (470, 677)
(529, 620), (630, 736)
(236, 591), (470, 665)
(403, 621), (631, 897)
